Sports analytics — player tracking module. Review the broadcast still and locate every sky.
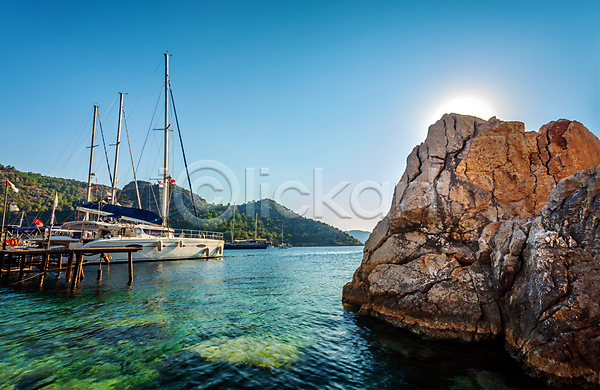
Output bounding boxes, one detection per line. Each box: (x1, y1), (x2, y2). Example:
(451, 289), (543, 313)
(1, 0), (599, 232)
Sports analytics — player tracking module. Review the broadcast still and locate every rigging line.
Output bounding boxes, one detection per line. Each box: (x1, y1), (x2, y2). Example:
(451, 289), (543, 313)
(122, 109), (142, 208)
(149, 183), (160, 215)
(135, 86), (164, 170)
(54, 129), (92, 180)
(97, 116), (113, 185)
(170, 87), (201, 230)
(46, 106), (93, 176)
(127, 57), (164, 117)
(99, 94), (119, 122)
(32, 191), (52, 222)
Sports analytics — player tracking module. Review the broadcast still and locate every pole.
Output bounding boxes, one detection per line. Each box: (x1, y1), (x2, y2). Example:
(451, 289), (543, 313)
(128, 251), (133, 284)
(162, 52), (170, 226)
(111, 93), (124, 205)
(47, 192), (58, 248)
(232, 204), (236, 242)
(85, 105), (98, 220)
(1, 180), (8, 250)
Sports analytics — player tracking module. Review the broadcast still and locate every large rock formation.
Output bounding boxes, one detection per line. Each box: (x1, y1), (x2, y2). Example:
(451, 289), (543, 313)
(343, 114), (600, 386)
(500, 167), (600, 387)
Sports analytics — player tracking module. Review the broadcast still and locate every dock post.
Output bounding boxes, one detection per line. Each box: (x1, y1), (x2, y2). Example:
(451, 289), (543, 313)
(65, 252), (74, 283)
(128, 251), (133, 284)
(97, 255), (103, 281)
(41, 252), (49, 275)
(57, 253), (63, 276)
(71, 252), (83, 289)
(4, 253), (12, 280)
(18, 255), (25, 281)
(0, 252), (5, 273)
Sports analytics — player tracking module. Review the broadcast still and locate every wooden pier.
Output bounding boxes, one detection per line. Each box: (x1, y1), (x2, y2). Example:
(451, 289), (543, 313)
(0, 247), (141, 289)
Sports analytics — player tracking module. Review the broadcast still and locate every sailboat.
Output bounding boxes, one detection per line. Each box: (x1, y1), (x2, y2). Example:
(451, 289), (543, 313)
(60, 53), (224, 262)
(224, 207), (270, 250)
(278, 224), (291, 249)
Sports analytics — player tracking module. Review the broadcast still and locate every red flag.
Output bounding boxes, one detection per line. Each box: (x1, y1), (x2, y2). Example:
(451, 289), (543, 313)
(157, 180), (162, 184)
(92, 186), (98, 191)
(168, 179), (175, 184)
(33, 219), (43, 227)
(6, 179), (19, 193)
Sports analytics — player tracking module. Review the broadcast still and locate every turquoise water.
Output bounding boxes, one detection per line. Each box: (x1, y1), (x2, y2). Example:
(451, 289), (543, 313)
(0, 247), (550, 389)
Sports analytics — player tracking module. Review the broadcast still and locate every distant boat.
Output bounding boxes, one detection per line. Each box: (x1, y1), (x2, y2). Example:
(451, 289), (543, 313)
(278, 224), (291, 249)
(224, 208), (271, 250)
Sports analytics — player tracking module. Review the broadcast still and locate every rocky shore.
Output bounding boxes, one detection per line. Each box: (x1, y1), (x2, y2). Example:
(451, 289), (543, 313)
(343, 114), (600, 387)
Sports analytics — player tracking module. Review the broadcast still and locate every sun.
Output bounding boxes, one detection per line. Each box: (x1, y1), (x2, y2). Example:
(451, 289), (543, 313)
(428, 95), (495, 127)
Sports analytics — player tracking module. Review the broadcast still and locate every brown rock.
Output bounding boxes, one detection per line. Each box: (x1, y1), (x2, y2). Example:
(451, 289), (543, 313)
(343, 114), (600, 363)
(501, 167), (600, 387)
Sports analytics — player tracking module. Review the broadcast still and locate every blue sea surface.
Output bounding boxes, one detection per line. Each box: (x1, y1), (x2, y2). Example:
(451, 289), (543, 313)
(0, 247), (550, 389)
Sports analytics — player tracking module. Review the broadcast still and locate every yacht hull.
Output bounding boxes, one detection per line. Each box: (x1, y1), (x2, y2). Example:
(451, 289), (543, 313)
(72, 237), (224, 263)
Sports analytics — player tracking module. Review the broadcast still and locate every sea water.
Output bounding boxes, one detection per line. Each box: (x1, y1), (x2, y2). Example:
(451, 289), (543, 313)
(0, 247), (550, 389)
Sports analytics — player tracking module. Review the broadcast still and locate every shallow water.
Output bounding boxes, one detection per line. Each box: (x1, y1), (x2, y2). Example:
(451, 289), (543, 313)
(0, 247), (551, 389)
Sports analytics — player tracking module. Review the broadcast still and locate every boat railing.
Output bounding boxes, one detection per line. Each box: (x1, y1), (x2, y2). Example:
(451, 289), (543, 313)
(172, 229), (224, 240)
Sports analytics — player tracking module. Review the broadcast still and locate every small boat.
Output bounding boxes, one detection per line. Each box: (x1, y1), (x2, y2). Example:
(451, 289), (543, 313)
(224, 207), (271, 250)
(278, 224), (291, 249)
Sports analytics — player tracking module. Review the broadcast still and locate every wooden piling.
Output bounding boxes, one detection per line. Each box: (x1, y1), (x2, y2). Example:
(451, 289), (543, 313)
(65, 252), (74, 283)
(71, 251), (83, 290)
(18, 255), (25, 281)
(128, 251), (133, 284)
(57, 253), (63, 275)
(4, 253), (13, 280)
(41, 252), (49, 275)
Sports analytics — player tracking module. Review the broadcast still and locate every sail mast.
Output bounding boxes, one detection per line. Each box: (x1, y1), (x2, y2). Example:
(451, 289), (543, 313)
(85, 105), (98, 220)
(232, 204), (236, 242)
(254, 213), (258, 240)
(111, 93), (124, 205)
(162, 52), (170, 226)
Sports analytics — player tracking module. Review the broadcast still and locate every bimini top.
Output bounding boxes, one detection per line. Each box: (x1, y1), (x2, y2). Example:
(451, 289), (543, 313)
(77, 202), (163, 226)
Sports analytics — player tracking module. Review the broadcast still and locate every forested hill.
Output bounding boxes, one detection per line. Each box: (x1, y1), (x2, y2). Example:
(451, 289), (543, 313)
(0, 164), (361, 247)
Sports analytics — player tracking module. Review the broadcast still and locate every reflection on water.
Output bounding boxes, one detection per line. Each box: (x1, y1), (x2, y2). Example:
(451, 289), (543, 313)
(0, 247), (551, 389)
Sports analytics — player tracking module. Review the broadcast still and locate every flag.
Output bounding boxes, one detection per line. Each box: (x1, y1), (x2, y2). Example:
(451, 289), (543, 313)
(6, 179), (18, 193)
(92, 186), (98, 191)
(168, 179), (175, 184)
(9, 204), (19, 212)
(33, 219), (43, 227)
(52, 192), (59, 209)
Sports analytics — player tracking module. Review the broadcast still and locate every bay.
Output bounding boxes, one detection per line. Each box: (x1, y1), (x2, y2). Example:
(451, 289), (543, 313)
(0, 247), (550, 389)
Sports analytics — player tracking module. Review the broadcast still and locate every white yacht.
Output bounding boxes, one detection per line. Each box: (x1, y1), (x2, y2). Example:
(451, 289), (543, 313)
(63, 53), (224, 262)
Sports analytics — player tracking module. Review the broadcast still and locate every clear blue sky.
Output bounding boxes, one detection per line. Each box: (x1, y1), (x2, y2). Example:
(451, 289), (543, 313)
(1, 0), (599, 231)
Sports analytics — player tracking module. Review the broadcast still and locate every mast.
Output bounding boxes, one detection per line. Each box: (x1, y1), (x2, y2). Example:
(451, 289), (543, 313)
(85, 105), (98, 220)
(231, 204), (236, 242)
(254, 213), (258, 240)
(111, 93), (124, 205)
(162, 52), (170, 226)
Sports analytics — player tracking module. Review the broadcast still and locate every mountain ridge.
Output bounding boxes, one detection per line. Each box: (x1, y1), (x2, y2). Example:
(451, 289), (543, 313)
(0, 164), (360, 247)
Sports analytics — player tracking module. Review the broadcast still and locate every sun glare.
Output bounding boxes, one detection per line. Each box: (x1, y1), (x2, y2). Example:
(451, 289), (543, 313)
(428, 96), (495, 128)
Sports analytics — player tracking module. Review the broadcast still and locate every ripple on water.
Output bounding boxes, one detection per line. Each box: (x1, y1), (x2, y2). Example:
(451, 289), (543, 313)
(0, 247), (553, 390)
